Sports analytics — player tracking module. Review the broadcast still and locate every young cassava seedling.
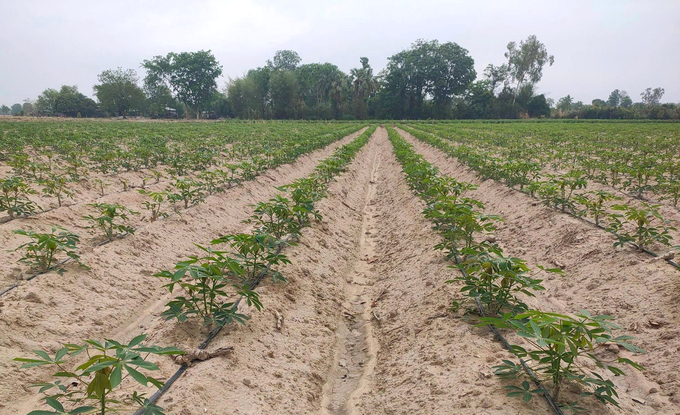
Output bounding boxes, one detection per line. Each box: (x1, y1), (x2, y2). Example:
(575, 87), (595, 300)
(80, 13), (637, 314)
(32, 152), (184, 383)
(15, 334), (183, 415)
(83, 203), (139, 241)
(607, 202), (676, 251)
(1, 176), (40, 218)
(13, 226), (87, 273)
(482, 310), (644, 408)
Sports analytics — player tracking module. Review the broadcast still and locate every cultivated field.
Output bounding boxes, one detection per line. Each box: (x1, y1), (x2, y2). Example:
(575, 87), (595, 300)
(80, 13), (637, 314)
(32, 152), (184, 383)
(1, 119), (679, 415)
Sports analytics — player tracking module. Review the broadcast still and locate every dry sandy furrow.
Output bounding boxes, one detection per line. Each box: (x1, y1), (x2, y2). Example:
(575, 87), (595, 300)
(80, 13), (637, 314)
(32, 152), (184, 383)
(0, 127), (366, 414)
(342, 127), (546, 415)
(115, 127), (545, 415)
(397, 127), (680, 415)
(130, 127), (382, 415)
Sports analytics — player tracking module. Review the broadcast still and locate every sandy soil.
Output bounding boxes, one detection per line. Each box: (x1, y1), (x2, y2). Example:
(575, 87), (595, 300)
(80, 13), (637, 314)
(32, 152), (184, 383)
(109, 127), (550, 415)
(0, 127), (366, 413)
(396, 126), (680, 414)
(4, 124), (677, 415)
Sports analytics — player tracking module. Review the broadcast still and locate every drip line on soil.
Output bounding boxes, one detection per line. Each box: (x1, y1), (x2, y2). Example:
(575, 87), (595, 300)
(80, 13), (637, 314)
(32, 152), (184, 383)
(451, 252), (565, 415)
(131, 236), (291, 415)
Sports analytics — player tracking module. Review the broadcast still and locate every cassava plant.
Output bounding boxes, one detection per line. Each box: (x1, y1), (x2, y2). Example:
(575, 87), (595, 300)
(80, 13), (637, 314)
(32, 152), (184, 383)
(450, 249), (556, 315)
(15, 334), (183, 415)
(574, 190), (621, 226)
(168, 178), (205, 209)
(212, 232), (291, 283)
(138, 190), (171, 222)
(607, 202), (675, 251)
(155, 245), (255, 326)
(1, 176), (40, 218)
(93, 179), (109, 197)
(245, 195), (301, 239)
(13, 226), (86, 273)
(83, 203), (139, 240)
(483, 310), (644, 408)
(41, 173), (74, 207)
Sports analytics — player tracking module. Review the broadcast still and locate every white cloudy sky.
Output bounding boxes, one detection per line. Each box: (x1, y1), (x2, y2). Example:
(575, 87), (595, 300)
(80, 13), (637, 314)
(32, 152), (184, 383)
(1, 0), (678, 106)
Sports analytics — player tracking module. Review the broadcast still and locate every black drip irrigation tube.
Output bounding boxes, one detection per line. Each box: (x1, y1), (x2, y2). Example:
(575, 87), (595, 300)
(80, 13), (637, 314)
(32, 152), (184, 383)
(473, 299), (565, 415)
(130, 230), (291, 413)
(450, 252), (565, 415)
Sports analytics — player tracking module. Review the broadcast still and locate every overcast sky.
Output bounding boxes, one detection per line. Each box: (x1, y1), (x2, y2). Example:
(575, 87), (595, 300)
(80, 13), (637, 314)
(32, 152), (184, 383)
(1, 0), (678, 106)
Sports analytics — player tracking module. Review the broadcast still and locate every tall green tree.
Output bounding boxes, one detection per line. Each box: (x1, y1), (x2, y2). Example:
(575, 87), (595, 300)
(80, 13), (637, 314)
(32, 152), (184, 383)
(620, 91), (633, 108)
(377, 39), (476, 119)
(503, 35), (554, 104)
(93, 68), (146, 117)
(52, 85), (99, 117)
(350, 57), (376, 119)
(483, 63), (509, 94)
(143, 50), (223, 119)
(557, 95), (573, 112)
(269, 50), (301, 71)
(35, 88), (60, 116)
(11, 103), (22, 115)
(270, 70), (301, 118)
(640, 87), (665, 106)
(0, 105), (10, 115)
(22, 100), (35, 116)
(607, 89), (621, 107)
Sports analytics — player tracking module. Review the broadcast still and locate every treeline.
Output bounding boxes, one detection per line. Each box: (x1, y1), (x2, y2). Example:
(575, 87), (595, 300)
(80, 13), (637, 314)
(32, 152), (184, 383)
(1, 37), (677, 120)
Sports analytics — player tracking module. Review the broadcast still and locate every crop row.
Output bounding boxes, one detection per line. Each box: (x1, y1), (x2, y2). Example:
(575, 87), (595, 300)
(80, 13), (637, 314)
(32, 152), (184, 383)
(0, 123), (365, 223)
(398, 124), (679, 261)
(13, 125), (377, 415)
(406, 121), (680, 206)
(386, 125), (643, 413)
(0, 122), (363, 219)
(2, 125), (368, 298)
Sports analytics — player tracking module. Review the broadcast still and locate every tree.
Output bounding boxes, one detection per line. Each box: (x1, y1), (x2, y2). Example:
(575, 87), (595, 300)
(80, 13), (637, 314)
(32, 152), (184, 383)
(641, 87), (665, 106)
(143, 50), (223, 119)
(620, 91), (633, 108)
(504, 35), (554, 104)
(269, 50), (301, 71)
(0, 105), (10, 115)
(557, 95), (573, 112)
(377, 39), (476, 119)
(429, 42), (477, 116)
(270, 70), (301, 118)
(35, 88), (60, 116)
(461, 80), (495, 118)
(93, 68), (146, 117)
(527, 94), (550, 117)
(11, 103), (22, 115)
(607, 89), (621, 107)
(350, 57), (377, 119)
(52, 85), (99, 117)
(592, 98), (607, 107)
(483, 64), (509, 94)
(22, 100), (35, 116)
